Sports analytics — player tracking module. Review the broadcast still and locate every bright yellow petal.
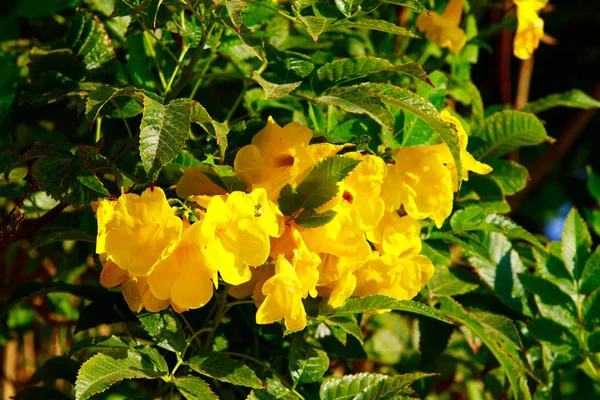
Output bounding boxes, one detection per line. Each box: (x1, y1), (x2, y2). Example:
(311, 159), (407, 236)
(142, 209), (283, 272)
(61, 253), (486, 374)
(99, 258), (129, 288)
(176, 166), (226, 199)
(121, 278), (143, 312)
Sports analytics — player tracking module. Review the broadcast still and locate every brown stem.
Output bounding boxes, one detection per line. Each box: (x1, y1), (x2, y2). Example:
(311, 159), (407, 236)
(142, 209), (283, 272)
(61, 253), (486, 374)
(515, 57), (534, 111)
(498, 0), (514, 105)
(0, 203), (68, 250)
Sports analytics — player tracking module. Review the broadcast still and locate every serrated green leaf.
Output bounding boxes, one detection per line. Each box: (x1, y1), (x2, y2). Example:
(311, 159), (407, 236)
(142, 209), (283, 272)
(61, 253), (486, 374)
(487, 159), (529, 196)
(427, 231), (492, 262)
(187, 352), (263, 389)
(473, 111), (551, 160)
(296, 156), (361, 210)
(335, 295), (452, 324)
(66, 10), (116, 70)
(524, 89), (600, 114)
(383, 0), (428, 13)
(295, 209), (337, 228)
(252, 72), (302, 100)
(139, 97), (192, 180)
(519, 274), (578, 326)
(583, 288), (600, 330)
(138, 311), (186, 353)
(203, 165), (247, 193)
(249, 378), (300, 400)
(472, 311), (522, 348)
(31, 228), (95, 249)
(289, 340), (329, 384)
(297, 14), (334, 42)
(527, 318), (579, 346)
(320, 373), (386, 400)
(226, 0), (247, 29)
(532, 245), (576, 297)
(355, 372), (436, 399)
(316, 85), (394, 131)
(174, 376), (218, 400)
(331, 19), (420, 38)
(428, 266), (479, 296)
(85, 86), (146, 123)
(437, 297), (531, 400)
(69, 335), (138, 356)
(14, 387), (72, 400)
(561, 208), (592, 281)
(4, 143), (71, 180)
(318, 315), (363, 345)
(190, 101), (228, 159)
(75, 347), (168, 400)
(278, 184), (299, 216)
(581, 246), (600, 295)
(29, 356), (80, 385)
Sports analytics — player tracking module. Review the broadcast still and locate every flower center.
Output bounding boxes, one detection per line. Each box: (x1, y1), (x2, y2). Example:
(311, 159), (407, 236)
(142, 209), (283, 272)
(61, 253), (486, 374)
(274, 154), (295, 168)
(342, 190), (354, 204)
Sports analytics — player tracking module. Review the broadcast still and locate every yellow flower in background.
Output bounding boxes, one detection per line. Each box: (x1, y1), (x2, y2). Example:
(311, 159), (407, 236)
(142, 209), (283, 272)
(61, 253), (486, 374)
(513, 0), (549, 60)
(202, 189), (284, 285)
(94, 188), (182, 277)
(431, 110), (493, 190)
(416, 0), (467, 54)
(147, 220), (218, 311)
(176, 166), (227, 201)
(256, 256), (307, 332)
(392, 146), (454, 228)
(367, 213), (422, 257)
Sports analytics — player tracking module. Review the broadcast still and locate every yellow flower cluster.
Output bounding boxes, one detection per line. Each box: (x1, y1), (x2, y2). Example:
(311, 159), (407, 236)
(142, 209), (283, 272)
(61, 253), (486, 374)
(513, 0), (548, 60)
(94, 115), (491, 332)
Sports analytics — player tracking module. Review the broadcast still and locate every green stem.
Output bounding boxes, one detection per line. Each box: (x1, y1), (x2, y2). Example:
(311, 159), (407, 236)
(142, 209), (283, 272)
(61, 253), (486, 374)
(188, 53), (218, 100)
(95, 116), (102, 143)
(201, 284), (230, 352)
(224, 87), (247, 123)
(143, 31), (168, 91)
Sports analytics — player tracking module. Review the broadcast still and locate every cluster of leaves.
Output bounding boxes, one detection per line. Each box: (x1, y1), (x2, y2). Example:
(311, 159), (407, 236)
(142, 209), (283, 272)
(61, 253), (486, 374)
(2, 0), (600, 399)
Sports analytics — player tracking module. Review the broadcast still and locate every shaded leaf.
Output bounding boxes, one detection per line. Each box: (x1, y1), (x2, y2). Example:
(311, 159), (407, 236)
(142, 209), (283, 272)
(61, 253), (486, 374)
(174, 376), (218, 400)
(383, 0), (428, 13)
(295, 209), (337, 228)
(15, 388), (72, 400)
(31, 228), (95, 249)
(331, 19), (419, 38)
(561, 208), (592, 281)
(428, 266), (479, 296)
(138, 311), (186, 353)
(187, 352), (263, 389)
(487, 159), (529, 196)
(524, 89), (600, 114)
(252, 72), (302, 100)
(519, 274), (578, 326)
(289, 340), (330, 384)
(30, 357), (81, 385)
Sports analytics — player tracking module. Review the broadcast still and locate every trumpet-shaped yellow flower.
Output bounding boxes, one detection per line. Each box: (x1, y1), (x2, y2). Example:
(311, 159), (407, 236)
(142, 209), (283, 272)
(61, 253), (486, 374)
(229, 266), (274, 302)
(317, 254), (363, 308)
(256, 256), (307, 332)
(513, 0), (548, 60)
(94, 188), (182, 277)
(202, 189), (284, 285)
(147, 220), (218, 311)
(391, 146), (454, 228)
(176, 166), (227, 201)
(431, 110), (492, 190)
(270, 224), (321, 298)
(301, 153), (386, 258)
(416, 0), (467, 54)
(367, 213), (422, 257)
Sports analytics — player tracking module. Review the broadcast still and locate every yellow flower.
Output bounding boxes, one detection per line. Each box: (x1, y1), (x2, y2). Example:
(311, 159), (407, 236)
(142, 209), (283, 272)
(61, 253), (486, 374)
(121, 276), (171, 313)
(270, 224), (321, 298)
(94, 187), (182, 277)
(416, 0), (467, 54)
(256, 256), (307, 332)
(202, 189), (284, 285)
(176, 166), (227, 201)
(229, 266), (274, 302)
(431, 110), (492, 190)
(147, 220), (218, 311)
(300, 153), (386, 258)
(513, 0), (548, 60)
(317, 254), (362, 309)
(367, 213), (422, 257)
(391, 146), (454, 228)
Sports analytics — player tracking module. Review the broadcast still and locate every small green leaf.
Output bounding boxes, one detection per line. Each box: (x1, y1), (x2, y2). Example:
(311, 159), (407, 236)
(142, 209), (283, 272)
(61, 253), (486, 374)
(85, 86), (146, 123)
(296, 156), (361, 209)
(297, 14), (334, 42)
(487, 160), (529, 196)
(29, 357), (81, 385)
(583, 288), (600, 330)
(69, 335), (138, 356)
(319, 373), (386, 400)
(203, 165), (247, 193)
(15, 388), (72, 400)
(331, 19), (420, 38)
(428, 266), (479, 296)
(191, 101), (229, 158)
(383, 0), (428, 13)
(561, 208), (592, 281)
(473, 111), (551, 161)
(587, 167), (600, 202)
(187, 352), (263, 389)
(524, 89), (600, 114)
(7, 281), (117, 311)
(289, 340), (330, 384)
(335, 295), (452, 324)
(357, 372), (436, 399)
(138, 311), (186, 353)
(226, 0), (247, 30)
(527, 318), (578, 346)
(278, 184), (299, 216)
(581, 246), (600, 295)
(473, 311), (522, 348)
(31, 228), (95, 249)
(519, 274), (578, 326)
(66, 9), (116, 70)
(174, 376), (218, 400)
(316, 85), (395, 131)
(252, 72), (302, 100)
(75, 347), (168, 400)
(139, 97), (193, 180)
(318, 315), (363, 344)
(295, 209), (337, 228)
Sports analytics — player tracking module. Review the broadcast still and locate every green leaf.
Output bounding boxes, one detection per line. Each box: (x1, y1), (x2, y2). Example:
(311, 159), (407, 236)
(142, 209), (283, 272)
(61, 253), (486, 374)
(85, 86), (147, 123)
(581, 246), (600, 295)
(69, 335), (138, 356)
(203, 165), (247, 193)
(331, 19), (420, 38)
(319, 372), (434, 400)
(527, 318), (579, 347)
(473, 111), (551, 160)
(289, 340), (330, 384)
(561, 208), (592, 281)
(469, 232), (534, 316)
(295, 209), (337, 228)
(356, 373), (436, 399)
(382, 0), (428, 13)
(451, 206), (544, 249)
(75, 347), (168, 400)
(427, 231), (492, 262)
(174, 376), (218, 400)
(316, 85), (395, 131)
(472, 311), (522, 348)
(532, 245), (576, 297)
(14, 388), (72, 400)
(524, 89), (600, 114)
(519, 274), (578, 326)
(335, 295), (452, 324)
(438, 297), (531, 400)
(31, 228), (95, 249)
(190, 102), (229, 159)
(318, 315), (363, 345)
(428, 266), (479, 296)
(139, 97), (193, 180)
(187, 352), (263, 389)
(334, 0), (354, 17)
(583, 288), (600, 330)
(588, 330), (600, 353)
(278, 184), (299, 216)
(486, 159), (529, 196)
(65, 9), (116, 70)
(138, 311), (186, 353)
(297, 14), (334, 42)
(370, 83), (463, 183)
(29, 357), (81, 385)
(296, 156), (361, 210)
(587, 167), (600, 202)
(7, 281), (117, 311)
(252, 72), (302, 100)
(249, 378), (300, 400)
